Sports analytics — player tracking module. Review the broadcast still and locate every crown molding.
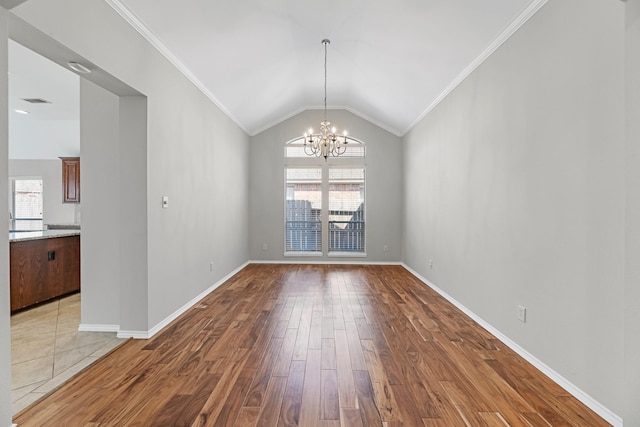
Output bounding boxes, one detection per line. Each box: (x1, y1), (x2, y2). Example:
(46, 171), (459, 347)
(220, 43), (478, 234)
(104, 0), (250, 135)
(402, 0), (550, 136)
(106, 0), (549, 139)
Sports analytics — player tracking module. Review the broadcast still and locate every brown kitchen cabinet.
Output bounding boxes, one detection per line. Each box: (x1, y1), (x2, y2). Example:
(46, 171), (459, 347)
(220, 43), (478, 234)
(60, 157), (80, 203)
(10, 235), (80, 312)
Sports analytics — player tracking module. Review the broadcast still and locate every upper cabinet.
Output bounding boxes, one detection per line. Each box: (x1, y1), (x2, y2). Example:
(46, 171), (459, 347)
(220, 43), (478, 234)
(60, 157), (80, 203)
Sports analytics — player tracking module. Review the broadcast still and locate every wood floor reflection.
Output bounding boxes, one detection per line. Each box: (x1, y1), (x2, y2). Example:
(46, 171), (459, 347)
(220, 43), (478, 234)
(14, 264), (609, 426)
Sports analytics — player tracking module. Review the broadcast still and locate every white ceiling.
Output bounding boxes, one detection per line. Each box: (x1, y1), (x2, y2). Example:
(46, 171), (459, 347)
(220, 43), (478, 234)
(111, 0), (543, 136)
(6, 0), (545, 159)
(8, 39), (80, 159)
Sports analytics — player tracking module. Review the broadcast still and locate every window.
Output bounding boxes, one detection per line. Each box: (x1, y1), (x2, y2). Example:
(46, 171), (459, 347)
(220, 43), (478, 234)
(329, 168), (365, 253)
(285, 168), (322, 254)
(285, 138), (366, 256)
(11, 178), (44, 231)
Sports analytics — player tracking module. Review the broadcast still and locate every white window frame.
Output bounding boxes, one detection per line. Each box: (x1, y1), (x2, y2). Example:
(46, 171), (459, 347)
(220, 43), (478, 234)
(10, 177), (44, 231)
(284, 166), (323, 256)
(284, 138), (366, 257)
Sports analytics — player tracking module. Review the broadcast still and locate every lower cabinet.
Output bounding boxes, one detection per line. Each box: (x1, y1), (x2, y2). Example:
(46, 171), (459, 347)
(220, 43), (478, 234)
(10, 235), (80, 312)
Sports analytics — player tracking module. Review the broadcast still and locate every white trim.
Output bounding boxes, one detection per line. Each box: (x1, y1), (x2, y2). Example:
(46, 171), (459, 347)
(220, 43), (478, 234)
(327, 252), (367, 258)
(78, 324), (119, 333)
(116, 330), (150, 340)
(400, 263), (623, 427)
(104, 0), (249, 135)
(105, 0), (549, 138)
(284, 252), (324, 257)
(250, 259), (401, 266)
(251, 106), (314, 137)
(117, 261), (250, 340)
(401, 0), (549, 136)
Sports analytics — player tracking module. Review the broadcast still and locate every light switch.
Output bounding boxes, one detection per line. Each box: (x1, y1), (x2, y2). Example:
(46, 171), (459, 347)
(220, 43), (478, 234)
(162, 196), (169, 209)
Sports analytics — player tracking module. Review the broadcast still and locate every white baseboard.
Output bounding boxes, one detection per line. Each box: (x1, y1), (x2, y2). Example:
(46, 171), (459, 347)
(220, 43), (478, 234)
(78, 324), (120, 333)
(117, 261), (251, 340)
(116, 330), (149, 339)
(249, 259), (402, 265)
(401, 263), (623, 427)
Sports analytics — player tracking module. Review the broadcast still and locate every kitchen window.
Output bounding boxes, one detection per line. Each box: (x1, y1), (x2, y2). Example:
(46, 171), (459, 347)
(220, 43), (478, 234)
(11, 178), (44, 231)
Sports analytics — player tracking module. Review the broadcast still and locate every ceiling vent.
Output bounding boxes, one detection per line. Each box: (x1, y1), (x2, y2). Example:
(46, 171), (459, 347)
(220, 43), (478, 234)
(21, 98), (52, 104)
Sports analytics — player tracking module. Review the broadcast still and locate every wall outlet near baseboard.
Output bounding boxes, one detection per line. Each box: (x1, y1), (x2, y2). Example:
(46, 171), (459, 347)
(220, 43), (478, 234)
(383, 245), (389, 252)
(517, 305), (527, 323)
(262, 243), (268, 251)
(429, 259), (433, 269)
(209, 262), (214, 272)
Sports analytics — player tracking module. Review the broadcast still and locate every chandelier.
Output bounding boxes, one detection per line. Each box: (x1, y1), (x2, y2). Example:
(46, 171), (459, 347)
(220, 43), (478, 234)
(303, 39), (353, 160)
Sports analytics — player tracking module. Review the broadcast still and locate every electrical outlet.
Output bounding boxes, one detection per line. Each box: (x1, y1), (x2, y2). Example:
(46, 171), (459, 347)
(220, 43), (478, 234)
(429, 259), (433, 269)
(209, 262), (214, 272)
(517, 305), (527, 323)
(262, 243), (268, 251)
(383, 245), (389, 252)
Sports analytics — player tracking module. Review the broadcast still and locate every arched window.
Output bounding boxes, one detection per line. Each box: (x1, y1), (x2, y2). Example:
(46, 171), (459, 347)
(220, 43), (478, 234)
(284, 137), (366, 256)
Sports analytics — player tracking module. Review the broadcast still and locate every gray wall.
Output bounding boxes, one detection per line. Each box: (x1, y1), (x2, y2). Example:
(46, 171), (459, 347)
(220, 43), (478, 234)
(249, 109), (402, 262)
(118, 95), (149, 334)
(625, 0), (640, 424)
(403, 0), (625, 417)
(79, 79), (121, 328)
(0, 7), (9, 427)
(9, 0), (251, 334)
(8, 159), (78, 226)
(0, 0), (250, 420)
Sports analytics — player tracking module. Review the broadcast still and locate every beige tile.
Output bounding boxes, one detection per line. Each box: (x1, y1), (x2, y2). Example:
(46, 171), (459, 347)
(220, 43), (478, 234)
(11, 380), (46, 403)
(57, 303), (81, 321)
(11, 332), (56, 365)
(11, 312), (58, 336)
(58, 292), (80, 305)
(11, 300), (59, 325)
(35, 356), (98, 394)
(90, 338), (126, 358)
(10, 293), (119, 416)
(55, 330), (117, 353)
(53, 340), (115, 376)
(11, 355), (54, 389)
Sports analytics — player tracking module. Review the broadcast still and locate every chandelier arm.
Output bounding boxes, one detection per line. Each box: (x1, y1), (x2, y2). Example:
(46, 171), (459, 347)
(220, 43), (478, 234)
(303, 141), (315, 156)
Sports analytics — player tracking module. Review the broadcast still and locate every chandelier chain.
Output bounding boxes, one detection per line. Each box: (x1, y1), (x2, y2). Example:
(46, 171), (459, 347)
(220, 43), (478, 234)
(324, 40), (328, 121)
(302, 38), (352, 160)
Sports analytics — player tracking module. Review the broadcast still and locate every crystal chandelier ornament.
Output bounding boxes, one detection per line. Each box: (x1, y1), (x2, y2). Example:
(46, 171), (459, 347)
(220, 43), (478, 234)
(303, 39), (353, 160)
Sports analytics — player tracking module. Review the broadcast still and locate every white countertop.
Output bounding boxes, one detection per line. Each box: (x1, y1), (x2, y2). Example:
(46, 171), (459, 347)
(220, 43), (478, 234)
(9, 229), (80, 243)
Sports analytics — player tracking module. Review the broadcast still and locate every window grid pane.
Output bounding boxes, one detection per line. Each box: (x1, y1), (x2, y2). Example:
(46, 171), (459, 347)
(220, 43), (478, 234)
(286, 140), (365, 158)
(285, 168), (322, 253)
(329, 168), (365, 253)
(13, 179), (44, 230)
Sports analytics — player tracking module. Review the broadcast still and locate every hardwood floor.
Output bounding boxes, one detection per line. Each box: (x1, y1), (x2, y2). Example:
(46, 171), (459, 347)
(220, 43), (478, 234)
(14, 264), (609, 426)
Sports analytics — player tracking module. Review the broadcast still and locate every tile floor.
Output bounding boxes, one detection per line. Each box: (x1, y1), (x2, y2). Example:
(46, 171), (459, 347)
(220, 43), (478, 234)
(11, 293), (126, 415)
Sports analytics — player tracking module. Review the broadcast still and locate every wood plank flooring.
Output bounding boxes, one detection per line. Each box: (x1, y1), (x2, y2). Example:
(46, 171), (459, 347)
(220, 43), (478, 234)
(14, 264), (610, 426)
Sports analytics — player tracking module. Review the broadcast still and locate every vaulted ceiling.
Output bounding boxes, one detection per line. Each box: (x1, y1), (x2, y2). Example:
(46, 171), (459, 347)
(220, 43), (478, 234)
(110, 0), (544, 136)
(5, 0), (547, 158)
